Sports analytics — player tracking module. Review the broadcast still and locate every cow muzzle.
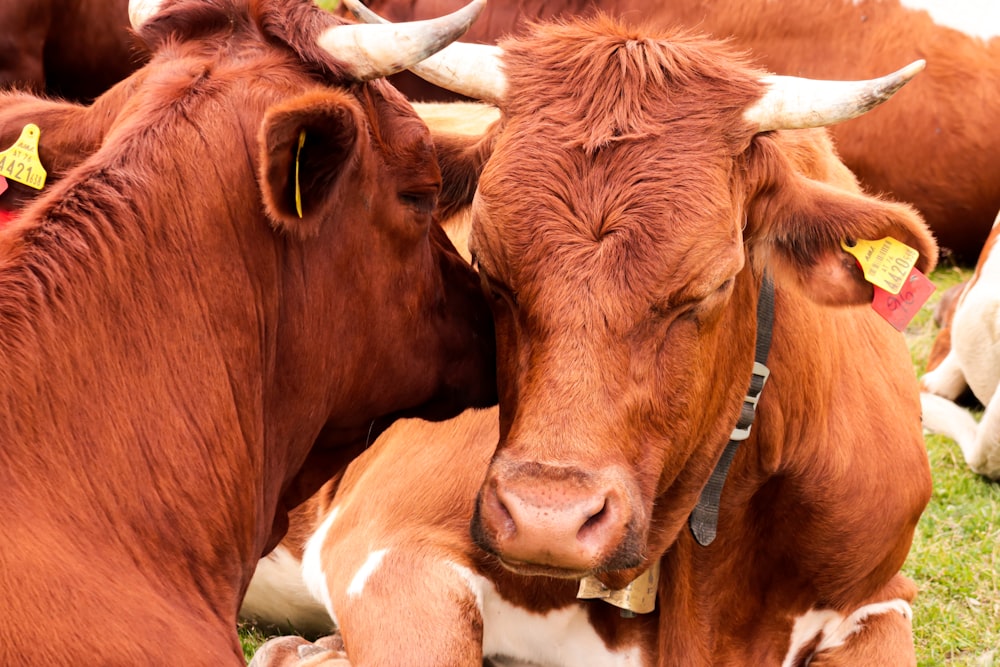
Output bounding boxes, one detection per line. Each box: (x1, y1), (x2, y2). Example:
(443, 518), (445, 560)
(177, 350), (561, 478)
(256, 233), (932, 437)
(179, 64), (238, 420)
(472, 459), (646, 576)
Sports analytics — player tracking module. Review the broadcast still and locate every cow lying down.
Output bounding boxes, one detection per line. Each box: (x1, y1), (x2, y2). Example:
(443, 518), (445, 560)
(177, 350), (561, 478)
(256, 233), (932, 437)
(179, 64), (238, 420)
(920, 210), (1000, 479)
(247, 9), (938, 667)
(0, 0), (499, 663)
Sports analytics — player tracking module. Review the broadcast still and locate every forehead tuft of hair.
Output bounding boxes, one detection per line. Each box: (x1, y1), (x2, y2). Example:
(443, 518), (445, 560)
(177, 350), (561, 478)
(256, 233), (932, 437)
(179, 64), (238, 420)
(498, 13), (763, 153)
(136, 0), (352, 83)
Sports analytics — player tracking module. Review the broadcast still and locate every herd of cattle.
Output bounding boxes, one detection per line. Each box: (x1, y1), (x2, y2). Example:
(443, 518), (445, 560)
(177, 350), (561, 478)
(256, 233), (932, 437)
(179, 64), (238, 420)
(0, 0), (994, 665)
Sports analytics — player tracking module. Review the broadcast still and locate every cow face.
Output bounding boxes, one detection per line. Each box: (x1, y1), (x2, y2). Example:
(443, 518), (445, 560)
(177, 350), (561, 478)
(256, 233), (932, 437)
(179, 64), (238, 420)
(391, 16), (936, 584)
(258, 82), (496, 432)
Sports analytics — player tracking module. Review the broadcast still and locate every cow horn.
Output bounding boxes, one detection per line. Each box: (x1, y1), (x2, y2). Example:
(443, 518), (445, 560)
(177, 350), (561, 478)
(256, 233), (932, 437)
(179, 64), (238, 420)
(128, 0), (163, 29)
(340, 0), (506, 102)
(744, 60), (926, 132)
(318, 0), (489, 82)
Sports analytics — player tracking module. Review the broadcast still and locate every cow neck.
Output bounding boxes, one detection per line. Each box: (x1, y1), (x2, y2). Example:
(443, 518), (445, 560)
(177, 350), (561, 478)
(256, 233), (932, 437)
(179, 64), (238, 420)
(688, 271), (775, 547)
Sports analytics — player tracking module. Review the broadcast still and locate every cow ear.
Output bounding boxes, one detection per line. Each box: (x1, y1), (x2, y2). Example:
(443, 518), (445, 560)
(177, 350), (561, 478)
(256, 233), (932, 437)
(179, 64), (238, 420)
(747, 137), (938, 306)
(258, 90), (363, 239)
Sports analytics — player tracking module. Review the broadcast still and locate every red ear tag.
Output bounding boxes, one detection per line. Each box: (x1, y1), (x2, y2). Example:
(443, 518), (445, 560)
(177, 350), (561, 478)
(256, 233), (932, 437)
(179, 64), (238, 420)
(870, 266), (936, 331)
(0, 176), (7, 196)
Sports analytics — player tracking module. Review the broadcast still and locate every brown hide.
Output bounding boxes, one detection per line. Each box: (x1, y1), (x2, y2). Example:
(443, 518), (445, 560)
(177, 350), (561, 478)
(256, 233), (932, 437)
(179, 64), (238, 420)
(0, 0), (495, 664)
(0, 70), (149, 217)
(351, 0), (999, 262)
(0, 0), (146, 102)
(252, 17), (935, 667)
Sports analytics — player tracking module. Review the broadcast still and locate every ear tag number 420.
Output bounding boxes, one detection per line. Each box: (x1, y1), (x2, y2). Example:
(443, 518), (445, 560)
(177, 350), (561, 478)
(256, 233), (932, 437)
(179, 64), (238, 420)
(841, 237), (935, 331)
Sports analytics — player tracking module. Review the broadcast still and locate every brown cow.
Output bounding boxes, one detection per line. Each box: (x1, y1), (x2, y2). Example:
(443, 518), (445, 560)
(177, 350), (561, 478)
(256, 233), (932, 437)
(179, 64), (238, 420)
(347, 0), (999, 263)
(249, 12), (938, 666)
(0, 0), (145, 102)
(0, 0), (497, 663)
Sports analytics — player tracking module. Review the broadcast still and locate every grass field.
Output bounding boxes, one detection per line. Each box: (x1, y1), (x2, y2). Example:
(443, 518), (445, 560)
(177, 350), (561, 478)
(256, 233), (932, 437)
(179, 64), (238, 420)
(903, 263), (1000, 667)
(240, 263), (1000, 664)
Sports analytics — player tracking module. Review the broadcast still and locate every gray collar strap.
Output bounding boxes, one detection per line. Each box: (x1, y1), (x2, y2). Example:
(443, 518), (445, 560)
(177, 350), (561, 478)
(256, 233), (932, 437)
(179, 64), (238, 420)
(689, 272), (775, 547)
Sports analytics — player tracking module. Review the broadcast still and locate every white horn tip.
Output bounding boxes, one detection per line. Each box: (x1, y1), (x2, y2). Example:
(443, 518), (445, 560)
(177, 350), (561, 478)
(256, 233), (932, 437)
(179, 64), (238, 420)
(128, 0), (163, 29)
(746, 58), (928, 132)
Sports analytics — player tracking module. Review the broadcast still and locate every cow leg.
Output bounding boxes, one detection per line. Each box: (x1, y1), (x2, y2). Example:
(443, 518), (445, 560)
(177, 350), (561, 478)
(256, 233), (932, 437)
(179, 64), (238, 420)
(803, 599), (916, 667)
(249, 634), (351, 667)
(964, 387), (1000, 478)
(920, 349), (968, 399)
(919, 392), (978, 454)
(328, 549), (485, 667)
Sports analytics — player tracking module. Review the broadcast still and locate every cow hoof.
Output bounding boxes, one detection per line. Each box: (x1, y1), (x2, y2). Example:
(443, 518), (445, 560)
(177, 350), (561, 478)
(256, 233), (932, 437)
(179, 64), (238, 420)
(249, 635), (351, 667)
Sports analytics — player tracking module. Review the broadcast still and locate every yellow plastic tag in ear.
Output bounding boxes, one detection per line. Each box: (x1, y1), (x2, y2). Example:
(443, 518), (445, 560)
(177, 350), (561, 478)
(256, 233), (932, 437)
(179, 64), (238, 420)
(840, 236), (919, 295)
(294, 129), (306, 219)
(0, 124), (47, 190)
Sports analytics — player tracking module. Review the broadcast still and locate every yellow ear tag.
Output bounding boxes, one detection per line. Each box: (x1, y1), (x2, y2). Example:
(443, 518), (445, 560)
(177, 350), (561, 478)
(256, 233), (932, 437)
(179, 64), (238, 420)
(840, 236), (919, 295)
(294, 129), (306, 219)
(0, 123), (47, 190)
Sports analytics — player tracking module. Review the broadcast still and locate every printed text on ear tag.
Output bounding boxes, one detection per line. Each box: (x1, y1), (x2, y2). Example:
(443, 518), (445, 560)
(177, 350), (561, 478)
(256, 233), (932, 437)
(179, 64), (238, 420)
(0, 124), (47, 190)
(841, 237), (919, 295)
(871, 267), (936, 331)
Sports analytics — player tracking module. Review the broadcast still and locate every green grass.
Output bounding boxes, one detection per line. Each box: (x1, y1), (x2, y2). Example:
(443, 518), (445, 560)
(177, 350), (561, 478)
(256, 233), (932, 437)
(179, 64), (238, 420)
(902, 262), (1000, 667)
(239, 263), (1000, 664)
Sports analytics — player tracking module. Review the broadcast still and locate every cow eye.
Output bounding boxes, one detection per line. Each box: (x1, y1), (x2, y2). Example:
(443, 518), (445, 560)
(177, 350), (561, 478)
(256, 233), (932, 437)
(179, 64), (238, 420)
(652, 278), (735, 322)
(398, 190), (437, 215)
(479, 270), (517, 306)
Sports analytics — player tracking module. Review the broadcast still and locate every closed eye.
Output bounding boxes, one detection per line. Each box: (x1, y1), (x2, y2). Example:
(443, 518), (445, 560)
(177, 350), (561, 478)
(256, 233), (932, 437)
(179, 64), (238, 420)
(479, 270), (518, 307)
(398, 190), (437, 215)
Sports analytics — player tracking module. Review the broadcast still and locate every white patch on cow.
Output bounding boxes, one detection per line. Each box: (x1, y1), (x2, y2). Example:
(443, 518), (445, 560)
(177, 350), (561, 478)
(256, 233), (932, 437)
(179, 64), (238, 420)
(896, 0), (1000, 41)
(447, 562), (486, 615)
(921, 212), (1000, 478)
(782, 599), (912, 666)
(921, 392), (979, 452)
(241, 546), (333, 636)
(464, 573), (644, 667)
(346, 548), (389, 599)
(301, 506), (340, 626)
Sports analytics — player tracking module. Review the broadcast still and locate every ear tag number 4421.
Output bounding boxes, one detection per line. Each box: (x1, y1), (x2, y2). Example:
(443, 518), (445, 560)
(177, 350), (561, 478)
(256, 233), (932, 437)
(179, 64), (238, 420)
(0, 124), (47, 190)
(841, 237), (935, 331)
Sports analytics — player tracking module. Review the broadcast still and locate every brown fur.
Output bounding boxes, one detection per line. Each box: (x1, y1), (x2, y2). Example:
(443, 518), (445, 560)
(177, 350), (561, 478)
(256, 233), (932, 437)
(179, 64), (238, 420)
(0, 70), (149, 217)
(0, 0), (146, 102)
(0, 0), (496, 664)
(255, 15), (934, 667)
(353, 0), (997, 262)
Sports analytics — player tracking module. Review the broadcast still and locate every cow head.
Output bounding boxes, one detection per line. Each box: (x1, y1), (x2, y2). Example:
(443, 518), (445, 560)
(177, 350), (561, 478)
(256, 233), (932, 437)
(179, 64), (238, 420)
(347, 5), (936, 584)
(105, 0), (497, 547)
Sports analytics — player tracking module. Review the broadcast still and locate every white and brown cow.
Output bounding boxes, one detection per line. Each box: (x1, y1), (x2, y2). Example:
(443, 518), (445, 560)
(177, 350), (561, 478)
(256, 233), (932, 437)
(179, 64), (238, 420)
(248, 10), (937, 667)
(920, 211), (1000, 479)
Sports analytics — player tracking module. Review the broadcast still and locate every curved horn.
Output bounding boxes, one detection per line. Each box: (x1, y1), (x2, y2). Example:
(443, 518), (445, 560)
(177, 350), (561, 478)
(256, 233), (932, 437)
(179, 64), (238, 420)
(341, 0), (506, 103)
(318, 0), (488, 82)
(744, 60), (926, 132)
(128, 0), (164, 29)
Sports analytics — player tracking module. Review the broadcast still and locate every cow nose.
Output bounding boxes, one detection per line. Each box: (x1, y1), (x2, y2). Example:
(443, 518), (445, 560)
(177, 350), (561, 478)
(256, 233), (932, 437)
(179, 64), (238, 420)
(476, 464), (632, 572)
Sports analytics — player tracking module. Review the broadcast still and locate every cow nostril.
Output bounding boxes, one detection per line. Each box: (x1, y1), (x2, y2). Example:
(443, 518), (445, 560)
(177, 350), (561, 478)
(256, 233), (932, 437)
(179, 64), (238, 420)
(578, 498), (611, 539)
(483, 482), (516, 536)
